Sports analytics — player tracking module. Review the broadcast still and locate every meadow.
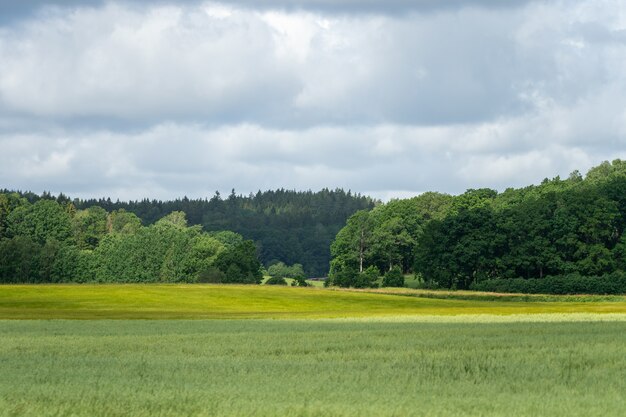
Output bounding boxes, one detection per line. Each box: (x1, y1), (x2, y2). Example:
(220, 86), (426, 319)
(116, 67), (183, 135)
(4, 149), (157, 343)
(1, 284), (626, 319)
(1, 318), (626, 417)
(1, 284), (626, 417)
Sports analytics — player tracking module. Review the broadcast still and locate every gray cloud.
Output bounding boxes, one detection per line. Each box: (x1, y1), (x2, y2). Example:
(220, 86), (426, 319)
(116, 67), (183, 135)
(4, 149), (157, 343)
(0, 0), (625, 200)
(0, 0), (537, 24)
(0, 3), (549, 128)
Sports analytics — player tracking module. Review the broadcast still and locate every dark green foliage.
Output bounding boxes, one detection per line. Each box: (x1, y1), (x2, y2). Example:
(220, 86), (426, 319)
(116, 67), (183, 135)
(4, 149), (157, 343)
(3, 188), (374, 277)
(326, 265), (377, 289)
(65, 189), (375, 277)
(292, 276), (310, 287)
(471, 272), (626, 295)
(197, 267), (225, 283)
(359, 265), (380, 288)
(331, 159), (626, 294)
(0, 236), (41, 283)
(329, 267), (358, 288)
(382, 266), (404, 288)
(265, 276), (288, 285)
(214, 240), (263, 284)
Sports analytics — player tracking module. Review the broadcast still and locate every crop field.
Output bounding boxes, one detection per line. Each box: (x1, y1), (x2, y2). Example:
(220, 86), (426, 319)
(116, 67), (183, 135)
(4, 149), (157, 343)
(1, 318), (626, 417)
(1, 285), (626, 417)
(1, 284), (626, 319)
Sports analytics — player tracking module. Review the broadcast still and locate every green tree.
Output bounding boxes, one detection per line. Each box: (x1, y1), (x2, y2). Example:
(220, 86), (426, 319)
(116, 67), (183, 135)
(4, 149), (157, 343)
(382, 266), (404, 288)
(108, 209), (141, 234)
(72, 206), (108, 249)
(6, 200), (72, 245)
(330, 210), (373, 275)
(215, 240), (262, 284)
(0, 236), (41, 283)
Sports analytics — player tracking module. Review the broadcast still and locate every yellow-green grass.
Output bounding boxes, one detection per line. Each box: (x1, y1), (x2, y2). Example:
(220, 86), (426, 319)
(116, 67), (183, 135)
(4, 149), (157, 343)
(1, 284), (626, 319)
(1, 319), (626, 417)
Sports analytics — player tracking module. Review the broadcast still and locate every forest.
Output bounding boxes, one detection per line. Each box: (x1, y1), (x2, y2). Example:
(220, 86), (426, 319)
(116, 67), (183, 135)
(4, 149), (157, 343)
(4, 188), (374, 278)
(0, 197), (262, 284)
(4, 160), (626, 293)
(0, 188), (373, 283)
(328, 159), (626, 294)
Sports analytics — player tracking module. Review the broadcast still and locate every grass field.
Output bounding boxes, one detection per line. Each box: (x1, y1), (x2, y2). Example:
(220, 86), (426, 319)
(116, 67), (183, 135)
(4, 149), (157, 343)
(1, 284), (625, 416)
(1, 318), (626, 417)
(1, 284), (626, 319)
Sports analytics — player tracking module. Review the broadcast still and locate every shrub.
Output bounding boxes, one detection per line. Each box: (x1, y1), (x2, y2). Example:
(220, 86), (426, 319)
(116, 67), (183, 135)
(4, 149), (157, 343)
(470, 272), (626, 295)
(198, 267), (225, 283)
(266, 276), (288, 285)
(382, 266), (405, 288)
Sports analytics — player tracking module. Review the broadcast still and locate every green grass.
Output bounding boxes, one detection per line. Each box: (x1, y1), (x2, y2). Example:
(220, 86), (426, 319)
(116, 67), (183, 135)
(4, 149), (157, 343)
(1, 319), (626, 417)
(1, 284), (626, 319)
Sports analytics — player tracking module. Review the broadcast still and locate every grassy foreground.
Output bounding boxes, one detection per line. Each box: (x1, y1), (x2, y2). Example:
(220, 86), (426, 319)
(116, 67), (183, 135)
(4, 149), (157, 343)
(1, 284), (626, 319)
(1, 319), (625, 417)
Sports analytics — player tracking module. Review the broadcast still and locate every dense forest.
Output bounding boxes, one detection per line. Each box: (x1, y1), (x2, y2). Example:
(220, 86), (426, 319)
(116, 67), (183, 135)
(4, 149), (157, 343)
(3, 189), (375, 277)
(328, 160), (626, 294)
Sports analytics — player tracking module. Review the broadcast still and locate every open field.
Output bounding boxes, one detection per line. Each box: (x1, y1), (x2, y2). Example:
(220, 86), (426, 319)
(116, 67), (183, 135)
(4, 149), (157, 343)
(1, 284), (626, 319)
(1, 318), (625, 417)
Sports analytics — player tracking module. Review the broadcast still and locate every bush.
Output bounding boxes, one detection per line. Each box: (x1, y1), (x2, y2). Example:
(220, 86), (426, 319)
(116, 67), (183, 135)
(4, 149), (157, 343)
(197, 267), (225, 283)
(357, 266), (380, 288)
(266, 276), (288, 285)
(292, 276), (309, 287)
(470, 272), (626, 295)
(382, 266), (405, 288)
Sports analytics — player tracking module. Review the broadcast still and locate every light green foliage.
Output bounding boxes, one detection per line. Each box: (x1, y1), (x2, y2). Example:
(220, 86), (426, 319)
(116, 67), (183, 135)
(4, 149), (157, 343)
(450, 188), (498, 213)
(585, 159), (626, 183)
(330, 210), (373, 276)
(330, 194), (451, 285)
(209, 230), (244, 250)
(267, 261), (305, 279)
(94, 219), (224, 283)
(1, 319), (626, 417)
(0, 193), (28, 239)
(6, 199), (72, 244)
(0, 202), (257, 284)
(156, 211), (188, 228)
(107, 209), (141, 234)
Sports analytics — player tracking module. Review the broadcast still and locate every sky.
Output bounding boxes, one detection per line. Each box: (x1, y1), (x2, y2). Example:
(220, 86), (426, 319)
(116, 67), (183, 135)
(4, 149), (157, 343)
(0, 0), (625, 201)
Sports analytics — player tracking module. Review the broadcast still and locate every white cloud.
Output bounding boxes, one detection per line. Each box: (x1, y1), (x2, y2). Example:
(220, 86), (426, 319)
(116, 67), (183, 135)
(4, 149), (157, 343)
(0, 0), (625, 199)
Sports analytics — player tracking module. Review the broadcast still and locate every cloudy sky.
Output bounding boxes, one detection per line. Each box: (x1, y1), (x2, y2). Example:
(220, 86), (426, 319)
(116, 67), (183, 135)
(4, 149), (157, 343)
(0, 0), (625, 201)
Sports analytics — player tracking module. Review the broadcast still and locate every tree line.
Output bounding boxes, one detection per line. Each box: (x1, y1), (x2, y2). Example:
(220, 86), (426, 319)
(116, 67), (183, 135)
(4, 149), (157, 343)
(0, 195), (261, 284)
(6, 188), (375, 277)
(328, 160), (626, 294)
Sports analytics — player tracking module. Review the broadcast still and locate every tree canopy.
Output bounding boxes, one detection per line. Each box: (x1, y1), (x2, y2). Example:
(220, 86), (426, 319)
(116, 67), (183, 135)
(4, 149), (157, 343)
(328, 159), (626, 293)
